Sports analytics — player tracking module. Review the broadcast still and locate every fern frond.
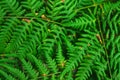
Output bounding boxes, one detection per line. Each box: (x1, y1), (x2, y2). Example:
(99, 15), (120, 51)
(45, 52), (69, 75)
(14, 19), (47, 56)
(92, 58), (107, 80)
(29, 54), (49, 79)
(0, 6), (6, 25)
(0, 18), (20, 53)
(61, 0), (77, 22)
(65, 71), (73, 80)
(56, 43), (65, 68)
(63, 13), (96, 30)
(45, 54), (58, 73)
(4, 21), (33, 53)
(0, 0), (120, 79)
(74, 30), (103, 80)
(0, 70), (16, 80)
(76, 0), (93, 7)
(0, 64), (27, 80)
(105, 29), (120, 79)
(60, 47), (84, 79)
(20, 58), (38, 80)
(0, 0), (25, 16)
(21, 0), (43, 16)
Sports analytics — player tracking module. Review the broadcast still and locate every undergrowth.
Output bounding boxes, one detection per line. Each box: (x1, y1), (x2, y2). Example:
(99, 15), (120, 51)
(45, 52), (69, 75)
(0, 0), (120, 80)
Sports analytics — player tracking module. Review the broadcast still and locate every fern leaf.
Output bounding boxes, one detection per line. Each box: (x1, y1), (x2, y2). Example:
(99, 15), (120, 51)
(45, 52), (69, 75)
(20, 58), (38, 80)
(0, 64), (27, 80)
(21, 0), (43, 16)
(0, 18), (20, 53)
(0, 70), (15, 80)
(0, 0), (25, 16)
(30, 54), (49, 79)
(63, 13), (96, 30)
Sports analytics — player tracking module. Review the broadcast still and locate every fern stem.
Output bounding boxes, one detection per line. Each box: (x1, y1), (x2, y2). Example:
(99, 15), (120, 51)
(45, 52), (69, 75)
(0, 16), (63, 26)
(0, 16), (36, 19)
(97, 12), (112, 79)
(91, 0), (96, 4)
(75, 3), (100, 12)
(37, 72), (61, 79)
(43, 19), (63, 26)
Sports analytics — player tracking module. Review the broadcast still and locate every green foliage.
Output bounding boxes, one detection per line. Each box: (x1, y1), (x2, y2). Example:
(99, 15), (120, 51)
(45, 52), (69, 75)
(0, 0), (120, 80)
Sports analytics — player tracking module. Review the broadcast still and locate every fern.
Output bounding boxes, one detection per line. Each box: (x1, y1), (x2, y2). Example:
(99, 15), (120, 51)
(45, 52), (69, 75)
(0, 0), (25, 16)
(0, 0), (120, 80)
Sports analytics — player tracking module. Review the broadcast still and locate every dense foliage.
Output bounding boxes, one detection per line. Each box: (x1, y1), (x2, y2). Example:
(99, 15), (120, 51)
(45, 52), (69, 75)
(0, 0), (120, 80)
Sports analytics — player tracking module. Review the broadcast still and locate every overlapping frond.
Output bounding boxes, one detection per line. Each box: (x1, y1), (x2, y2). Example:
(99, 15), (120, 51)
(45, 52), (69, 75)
(0, 0), (25, 16)
(0, 0), (120, 80)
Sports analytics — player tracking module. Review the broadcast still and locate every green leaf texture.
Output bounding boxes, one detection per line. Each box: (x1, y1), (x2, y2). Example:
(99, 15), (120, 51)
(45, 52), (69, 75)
(0, 0), (120, 80)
